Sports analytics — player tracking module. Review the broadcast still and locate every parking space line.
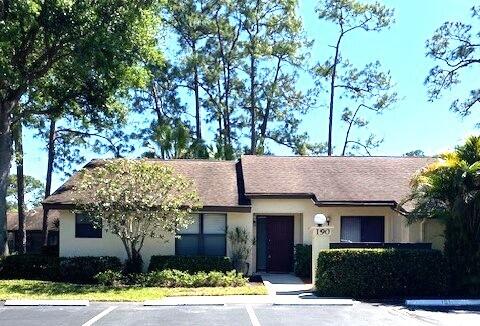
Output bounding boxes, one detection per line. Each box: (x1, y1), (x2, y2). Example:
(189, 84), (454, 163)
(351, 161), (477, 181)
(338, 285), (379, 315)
(245, 305), (261, 326)
(82, 306), (117, 326)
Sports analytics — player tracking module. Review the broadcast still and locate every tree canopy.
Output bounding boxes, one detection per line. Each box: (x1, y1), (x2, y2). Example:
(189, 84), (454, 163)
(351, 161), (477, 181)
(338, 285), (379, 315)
(405, 135), (480, 294)
(315, 0), (397, 156)
(0, 0), (163, 254)
(426, 5), (480, 116)
(7, 174), (43, 211)
(74, 159), (201, 271)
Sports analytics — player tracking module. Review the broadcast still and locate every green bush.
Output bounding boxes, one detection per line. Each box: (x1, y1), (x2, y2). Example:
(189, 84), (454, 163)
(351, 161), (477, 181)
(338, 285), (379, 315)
(315, 249), (448, 299)
(95, 269), (247, 288)
(294, 244), (312, 278)
(60, 256), (122, 284)
(94, 270), (126, 286)
(148, 256), (233, 274)
(0, 255), (122, 284)
(138, 269), (246, 287)
(0, 254), (61, 281)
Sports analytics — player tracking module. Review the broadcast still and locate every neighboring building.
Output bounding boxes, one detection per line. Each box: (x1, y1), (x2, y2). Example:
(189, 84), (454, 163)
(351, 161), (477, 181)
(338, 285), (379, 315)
(7, 207), (59, 254)
(43, 155), (445, 273)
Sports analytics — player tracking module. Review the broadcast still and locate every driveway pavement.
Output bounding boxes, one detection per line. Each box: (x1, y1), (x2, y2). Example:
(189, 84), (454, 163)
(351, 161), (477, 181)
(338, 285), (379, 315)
(1, 302), (479, 326)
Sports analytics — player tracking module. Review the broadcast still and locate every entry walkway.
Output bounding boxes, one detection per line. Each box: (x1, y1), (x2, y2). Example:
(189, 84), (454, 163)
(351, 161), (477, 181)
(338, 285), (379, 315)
(259, 274), (313, 296)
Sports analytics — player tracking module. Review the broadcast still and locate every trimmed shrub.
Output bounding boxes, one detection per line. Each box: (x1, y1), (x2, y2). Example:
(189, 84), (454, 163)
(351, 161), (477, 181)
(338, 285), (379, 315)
(148, 256), (233, 274)
(0, 254), (61, 281)
(95, 269), (247, 288)
(0, 255), (122, 284)
(94, 270), (126, 287)
(294, 244), (312, 278)
(59, 256), (122, 284)
(138, 269), (246, 287)
(316, 249), (448, 299)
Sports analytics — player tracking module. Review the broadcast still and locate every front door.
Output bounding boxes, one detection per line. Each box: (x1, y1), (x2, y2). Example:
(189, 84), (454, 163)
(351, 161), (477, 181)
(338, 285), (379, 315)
(258, 216), (294, 273)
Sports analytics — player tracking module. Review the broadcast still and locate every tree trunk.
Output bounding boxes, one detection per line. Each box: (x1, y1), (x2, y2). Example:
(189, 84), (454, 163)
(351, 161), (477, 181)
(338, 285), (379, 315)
(327, 35), (343, 156)
(250, 54), (256, 154)
(13, 121), (26, 254)
(42, 119), (56, 246)
(0, 100), (15, 256)
(192, 44), (202, 141)
(341, 106), (360, 156)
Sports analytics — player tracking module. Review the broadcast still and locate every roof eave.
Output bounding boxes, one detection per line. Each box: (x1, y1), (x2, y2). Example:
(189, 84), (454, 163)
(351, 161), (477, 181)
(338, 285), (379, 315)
(42, 202), (252, 213)
(245, 192), (317, 200)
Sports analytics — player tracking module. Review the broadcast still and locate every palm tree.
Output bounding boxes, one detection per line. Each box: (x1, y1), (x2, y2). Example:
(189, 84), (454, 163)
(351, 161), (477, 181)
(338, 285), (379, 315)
(405, 135), (480, 295)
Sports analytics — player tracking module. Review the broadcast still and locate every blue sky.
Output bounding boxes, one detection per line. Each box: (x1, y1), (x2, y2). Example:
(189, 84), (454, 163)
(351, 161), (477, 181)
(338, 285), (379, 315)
(18, 0), (480, 191)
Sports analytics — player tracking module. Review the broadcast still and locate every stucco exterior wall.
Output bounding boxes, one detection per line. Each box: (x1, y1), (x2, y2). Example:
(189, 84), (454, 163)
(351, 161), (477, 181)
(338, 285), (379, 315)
(423, 219), (445, 250)
(58, 210), (176, 267)
(250, 198), (412, 244)
(56, 198), (444, 273)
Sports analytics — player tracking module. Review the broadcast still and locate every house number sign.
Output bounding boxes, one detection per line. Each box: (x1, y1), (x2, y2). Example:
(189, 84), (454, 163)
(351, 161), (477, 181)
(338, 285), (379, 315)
(316, 228), (331, 236)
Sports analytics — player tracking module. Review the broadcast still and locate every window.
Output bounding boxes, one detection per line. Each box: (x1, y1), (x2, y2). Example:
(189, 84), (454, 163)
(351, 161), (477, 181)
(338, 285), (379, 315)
(75, 213), (102, 238)
(340, 216), (384, 243)
(176, 213), (226, 256)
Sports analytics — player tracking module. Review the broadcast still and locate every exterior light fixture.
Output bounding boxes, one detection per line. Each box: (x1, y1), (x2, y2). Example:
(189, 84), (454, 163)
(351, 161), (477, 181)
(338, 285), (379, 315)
(314, 214), (328, 226)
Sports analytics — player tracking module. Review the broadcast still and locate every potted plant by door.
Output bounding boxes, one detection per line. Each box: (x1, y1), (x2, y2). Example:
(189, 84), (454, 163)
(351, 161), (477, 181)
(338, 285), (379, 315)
(227, 227), (254, 275)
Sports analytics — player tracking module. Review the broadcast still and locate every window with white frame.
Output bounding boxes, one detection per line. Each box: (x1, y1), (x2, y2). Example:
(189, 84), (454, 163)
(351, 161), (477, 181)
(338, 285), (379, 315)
(176, 213), (226, 256)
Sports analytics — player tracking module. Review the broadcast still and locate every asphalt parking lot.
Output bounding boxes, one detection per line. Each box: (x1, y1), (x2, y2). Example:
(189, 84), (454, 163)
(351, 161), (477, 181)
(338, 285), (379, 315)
(0, 302), (479, 326)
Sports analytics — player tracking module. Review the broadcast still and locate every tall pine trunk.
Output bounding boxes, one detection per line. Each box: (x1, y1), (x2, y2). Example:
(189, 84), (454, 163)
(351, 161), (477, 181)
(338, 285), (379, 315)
(327, 35), (342, 156)
(42, 119), (56, 246)
(250, 54), (256, 154)
(192, 43), (202, 141)
(0, 100), (15, 255)
(13, 122), (26, 254)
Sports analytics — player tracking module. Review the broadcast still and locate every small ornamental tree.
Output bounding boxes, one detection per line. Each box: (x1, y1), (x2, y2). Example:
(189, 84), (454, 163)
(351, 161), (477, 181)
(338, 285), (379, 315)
(74, 159), (201, 272)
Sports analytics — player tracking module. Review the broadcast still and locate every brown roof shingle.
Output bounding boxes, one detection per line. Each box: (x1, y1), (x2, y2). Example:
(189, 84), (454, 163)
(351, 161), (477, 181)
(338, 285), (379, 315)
(7, 207), (59, 231)
(44, 156), (434, 212)
(241, 155), (435, 210)
(43, 159), (249, 211)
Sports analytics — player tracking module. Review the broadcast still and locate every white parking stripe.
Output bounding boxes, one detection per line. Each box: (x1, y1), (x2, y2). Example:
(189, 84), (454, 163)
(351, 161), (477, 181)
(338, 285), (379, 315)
(82, 306), (117, 326)
(245, 305), (261, 326)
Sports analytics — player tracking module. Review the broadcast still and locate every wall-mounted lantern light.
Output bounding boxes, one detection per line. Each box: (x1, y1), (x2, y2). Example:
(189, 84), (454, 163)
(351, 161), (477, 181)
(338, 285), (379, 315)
(314, 213), (329, 226)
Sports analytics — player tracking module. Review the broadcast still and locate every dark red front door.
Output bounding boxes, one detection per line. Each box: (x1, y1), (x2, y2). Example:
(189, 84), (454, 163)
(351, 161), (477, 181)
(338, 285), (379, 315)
(266, 216), (294, 273)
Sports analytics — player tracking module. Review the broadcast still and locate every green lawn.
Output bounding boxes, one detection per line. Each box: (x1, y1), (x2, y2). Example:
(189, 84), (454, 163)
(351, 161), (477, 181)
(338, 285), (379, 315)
(0, 280), (267, 302)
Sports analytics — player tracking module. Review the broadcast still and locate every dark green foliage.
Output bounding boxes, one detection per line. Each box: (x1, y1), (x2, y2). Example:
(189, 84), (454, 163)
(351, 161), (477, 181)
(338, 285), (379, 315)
(444, 218), (480, 295)
(124, 255), (144, 275)
(0, 255), (121, 284)
(59, 256), (122, 284)
(95, 269), (246, 288)
(148, 256), (233, 274)
(0, 255), (61, 281)
(315, 249), (448, 298)
(406, 136), (480, 296)
(94, 270), (126, 287)
(294, 244), (312, 278)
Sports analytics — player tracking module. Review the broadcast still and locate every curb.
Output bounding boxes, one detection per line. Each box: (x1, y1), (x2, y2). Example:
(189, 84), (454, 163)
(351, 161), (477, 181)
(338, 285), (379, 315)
(405, 299), (480, 307)
(143, 296), (355, 306)
(273, 298), (355, 306)
(4, 300), (89, 306)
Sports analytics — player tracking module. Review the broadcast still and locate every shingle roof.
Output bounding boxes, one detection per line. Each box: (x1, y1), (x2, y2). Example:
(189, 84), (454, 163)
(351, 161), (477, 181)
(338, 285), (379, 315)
(43, 156), (434, 212)
(43, 159), (249, 211)
(241, 155), (435, 210)
(7, 207), (59, 231)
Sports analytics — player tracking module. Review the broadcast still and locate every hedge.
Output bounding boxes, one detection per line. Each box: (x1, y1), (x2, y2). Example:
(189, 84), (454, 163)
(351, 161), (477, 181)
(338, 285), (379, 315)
(95, 269), (247, 287)
(0, 255), (121, 284)
(59, 256), (122, 284)
(148, 256), (233, 274)
(315, 249), (448, 298)
(294, 244), (312, 278)
(0, 254), (62, 281)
